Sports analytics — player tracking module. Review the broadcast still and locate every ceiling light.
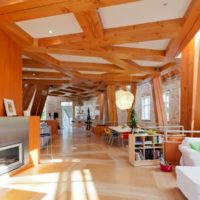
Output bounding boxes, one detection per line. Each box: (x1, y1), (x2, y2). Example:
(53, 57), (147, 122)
(48, 30), (53, 34)
(116, 90), (134, 110)
(32, 73), (36, 76)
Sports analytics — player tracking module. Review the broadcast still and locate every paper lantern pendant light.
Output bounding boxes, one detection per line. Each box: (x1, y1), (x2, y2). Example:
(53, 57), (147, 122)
(116, 90), (134, 110)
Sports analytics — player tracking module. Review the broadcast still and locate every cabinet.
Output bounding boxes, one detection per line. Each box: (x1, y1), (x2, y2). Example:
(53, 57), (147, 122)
(129, 134), (164, 166)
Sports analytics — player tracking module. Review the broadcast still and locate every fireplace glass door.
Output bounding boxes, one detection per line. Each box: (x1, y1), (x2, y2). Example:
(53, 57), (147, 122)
(0, 143), (23, 175)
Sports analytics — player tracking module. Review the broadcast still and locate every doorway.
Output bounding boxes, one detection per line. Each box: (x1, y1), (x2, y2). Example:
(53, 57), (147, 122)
(61, 102), (73, 128)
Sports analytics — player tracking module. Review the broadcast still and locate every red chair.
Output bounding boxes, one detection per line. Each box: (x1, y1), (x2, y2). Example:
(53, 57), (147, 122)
(120, 132), (131, 147)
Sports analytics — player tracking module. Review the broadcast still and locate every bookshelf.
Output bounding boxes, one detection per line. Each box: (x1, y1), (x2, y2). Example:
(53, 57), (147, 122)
(129, 134), (164, 166)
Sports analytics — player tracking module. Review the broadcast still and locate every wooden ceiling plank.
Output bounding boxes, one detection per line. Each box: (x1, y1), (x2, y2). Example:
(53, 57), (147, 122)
(166, 0), (200, 57)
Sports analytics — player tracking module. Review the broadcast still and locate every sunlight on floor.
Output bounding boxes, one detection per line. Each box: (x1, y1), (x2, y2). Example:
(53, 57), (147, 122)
(0, 173), (60, 200)
(0, 168), (99, 200)
(71, 169), (99, 200)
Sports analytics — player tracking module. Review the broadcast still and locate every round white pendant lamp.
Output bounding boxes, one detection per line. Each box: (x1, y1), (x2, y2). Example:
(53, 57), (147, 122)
(116, 90), (134, 110)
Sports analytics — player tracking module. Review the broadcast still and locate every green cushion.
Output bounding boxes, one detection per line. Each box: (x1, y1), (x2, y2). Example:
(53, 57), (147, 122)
(189, 141), (200, 152)
(146, 129), (156, 135)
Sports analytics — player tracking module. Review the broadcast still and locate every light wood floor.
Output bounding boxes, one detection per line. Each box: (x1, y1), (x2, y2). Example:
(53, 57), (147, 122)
(0, 127), (186, 200)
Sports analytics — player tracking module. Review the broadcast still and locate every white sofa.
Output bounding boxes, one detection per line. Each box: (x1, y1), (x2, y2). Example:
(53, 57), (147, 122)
(179, 137), (200, 166)
(176, 166), (200, 200)
(176, 137), (200, 200)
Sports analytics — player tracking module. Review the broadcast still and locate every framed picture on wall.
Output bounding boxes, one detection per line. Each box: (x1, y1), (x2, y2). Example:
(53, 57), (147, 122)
(4, 98), (17, 116)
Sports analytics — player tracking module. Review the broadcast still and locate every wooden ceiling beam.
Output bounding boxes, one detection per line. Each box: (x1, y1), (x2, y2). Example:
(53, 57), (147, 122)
(0, 22), (33, 47)
(23, 59), (120, 72)
(23, 59), (53, 69)
(23, 58), (156, 74)
(60, 61), (122, 72)
(74, 9), (104, 39)
(102, 46), (166, 62)
(23, 79), (71, 85)
(23, 71), (69, 79)
(166, 0), (200, 57)
(38, 18), (183, 47)
(104, 18), (182, 46)
(0, 0), (140, 21)
(24, 45), (166, 62)
(24, 52), (79, 78)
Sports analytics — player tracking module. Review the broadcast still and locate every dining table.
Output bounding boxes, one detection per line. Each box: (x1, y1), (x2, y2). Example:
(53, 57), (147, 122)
(108, 126), (132, 133)
(108, 126), (132, 146)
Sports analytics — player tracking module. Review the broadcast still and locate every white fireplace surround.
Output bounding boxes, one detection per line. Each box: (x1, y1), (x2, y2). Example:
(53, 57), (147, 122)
(0, 143), (23, 174)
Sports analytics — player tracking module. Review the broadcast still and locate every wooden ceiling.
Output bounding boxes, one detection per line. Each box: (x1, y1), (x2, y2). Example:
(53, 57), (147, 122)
(0, 0), (200, 99)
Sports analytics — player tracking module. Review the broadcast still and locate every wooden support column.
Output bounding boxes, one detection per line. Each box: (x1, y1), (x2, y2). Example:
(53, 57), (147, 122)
(97, 92), (104, 121)
(103, 91), (109, 121)
(180, 39), (195, 130)
(193, 38), (200, 131)
(31, 85), (49, 116)
(181, 36), (200, 132)
(152, 76), (167, 125)
(23, 84), (36, 110)
(106, 85), (117, 123)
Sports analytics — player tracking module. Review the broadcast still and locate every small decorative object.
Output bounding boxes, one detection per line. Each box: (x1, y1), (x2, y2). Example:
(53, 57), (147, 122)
(116, 90), (134, 110)
(85, 108), (92, 137)
(160, 158), (172, 172)
(4, 98), (17, 116)
(129, 106), (137, 133)
(146, 129), (157, 135)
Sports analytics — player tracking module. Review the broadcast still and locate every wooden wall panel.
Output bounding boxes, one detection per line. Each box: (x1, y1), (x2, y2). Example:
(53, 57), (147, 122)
(29, 116), (40, 166)
(0, 30), (22, 116)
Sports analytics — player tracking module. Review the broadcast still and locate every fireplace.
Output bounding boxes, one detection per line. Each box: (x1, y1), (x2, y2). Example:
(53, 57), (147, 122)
(0, 143), (23, 175)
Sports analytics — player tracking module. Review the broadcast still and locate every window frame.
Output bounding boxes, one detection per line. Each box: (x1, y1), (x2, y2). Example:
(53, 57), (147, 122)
(141, 96), (151, 121)
(163, 90), (170, 122)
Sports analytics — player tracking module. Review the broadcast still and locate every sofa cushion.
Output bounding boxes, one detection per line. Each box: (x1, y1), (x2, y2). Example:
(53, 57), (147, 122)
(176, 166), (200, 200)
(190, 142), (200, 152)
(182, 137), (200, 146)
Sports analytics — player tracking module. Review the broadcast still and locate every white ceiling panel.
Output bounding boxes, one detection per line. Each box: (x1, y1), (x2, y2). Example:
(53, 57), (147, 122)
(78, 71), (107, 75)
(50, 54), (111, 64)
(16, 13), (83, 38)
(99, 0), (191, 29)
(23, 68), (58, 73)
(133, 60), (168, 67)
(114, 39), (170, 50)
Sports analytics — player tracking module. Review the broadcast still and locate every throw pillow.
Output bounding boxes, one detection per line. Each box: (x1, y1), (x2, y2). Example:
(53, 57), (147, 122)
(189, 141), (200, 152)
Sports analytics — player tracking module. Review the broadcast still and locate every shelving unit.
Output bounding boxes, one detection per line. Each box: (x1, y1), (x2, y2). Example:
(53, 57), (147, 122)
(129, 134), (164, 166)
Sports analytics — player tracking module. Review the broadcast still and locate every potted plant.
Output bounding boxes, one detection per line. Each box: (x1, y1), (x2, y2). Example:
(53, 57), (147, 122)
(130, 106), (137, 134)
(85, 108), (92, 137)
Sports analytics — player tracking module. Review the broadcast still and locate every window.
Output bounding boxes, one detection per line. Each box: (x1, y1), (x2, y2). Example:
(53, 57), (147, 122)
(163, 91), (170, 121)
(41, 105), (46, 120)
(141, 96), (151, 120)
